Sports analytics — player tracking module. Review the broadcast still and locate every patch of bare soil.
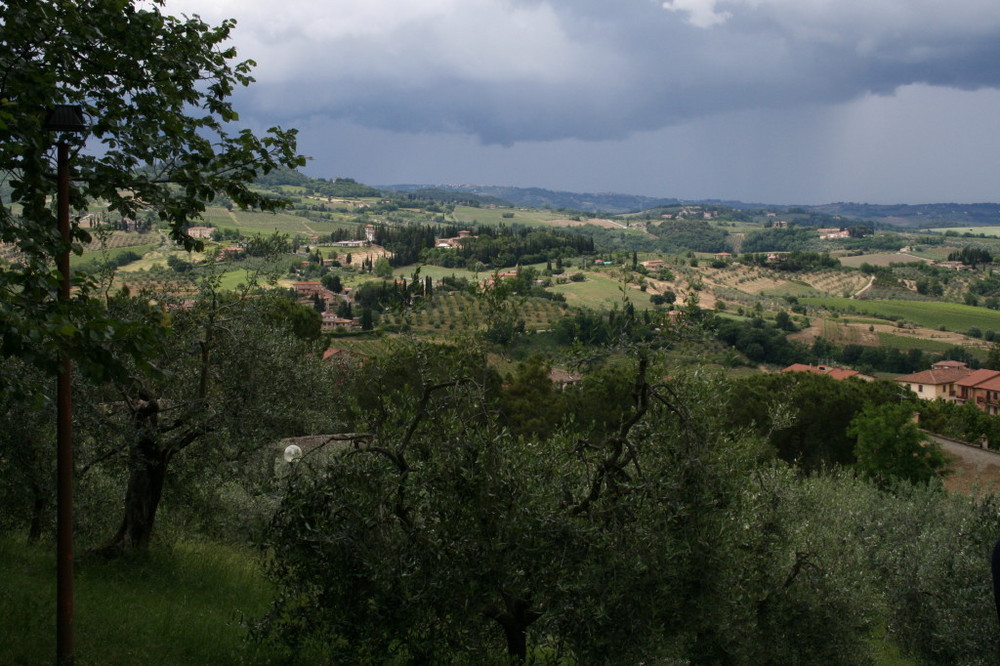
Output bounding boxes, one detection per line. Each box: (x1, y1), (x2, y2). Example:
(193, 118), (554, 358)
(332, 245), (391, 266)
(939, 440), (1000, 496)
(644, 277), (716, 309)
(875, 322), (985, 348)
(788, 321), (880, 346)
(789, 319), (974, 348)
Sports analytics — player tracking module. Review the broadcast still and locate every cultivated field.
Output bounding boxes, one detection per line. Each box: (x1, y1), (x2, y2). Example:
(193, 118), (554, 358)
(790, 320), (976, 352)
(450, 206), (563, 227)
(838, 253), (927, 268)
(71, 241), (161, 269)
(377, 291), (569, 334)
(801, 297), (1000, 332)
(928, 226), (1000, 236)
(200, 205), (348, 237)
(698, 264), (868, 299)
(390, 264), (481, 282)
(548, 271), (643, 310)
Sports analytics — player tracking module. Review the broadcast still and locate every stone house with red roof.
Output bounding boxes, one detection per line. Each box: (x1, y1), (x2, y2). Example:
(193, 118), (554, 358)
(955, 369), (1000, 414)
(894, 361), (973, 402)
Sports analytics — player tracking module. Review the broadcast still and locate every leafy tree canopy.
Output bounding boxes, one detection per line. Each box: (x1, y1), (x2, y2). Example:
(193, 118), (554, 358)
(947, 245), (993, 266)
(726, 372), (903, 471)
(850, 403), (948, 486)
(0, 0), (304, 375)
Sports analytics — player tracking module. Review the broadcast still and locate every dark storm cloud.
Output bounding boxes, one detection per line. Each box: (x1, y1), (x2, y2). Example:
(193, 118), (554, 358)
(173, 0), (1000, 144)
(164, 0), (1000, 204)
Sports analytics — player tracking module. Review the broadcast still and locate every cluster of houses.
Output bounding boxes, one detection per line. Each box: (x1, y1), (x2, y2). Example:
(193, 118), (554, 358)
(783, 360), (1000, 416)
(660, 206), (719, 220)
(818, 227), (851, 240)
(332, 225), (376, 248)
(435, 230), (475, 249)
(291, 280), (359, 332)
(927, 260), (970, 271)
(894, 361), (1000, 415)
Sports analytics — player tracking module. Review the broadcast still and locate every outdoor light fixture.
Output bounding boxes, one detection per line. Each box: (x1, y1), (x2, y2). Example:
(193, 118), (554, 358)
(43, 105), (87, 133)
(44, 103), (88, 666)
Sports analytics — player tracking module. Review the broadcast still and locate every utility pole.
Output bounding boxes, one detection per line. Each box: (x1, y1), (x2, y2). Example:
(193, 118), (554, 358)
(44, 104), (88, 666)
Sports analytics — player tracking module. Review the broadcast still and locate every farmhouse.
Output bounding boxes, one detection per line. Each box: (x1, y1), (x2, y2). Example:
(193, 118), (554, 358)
(641, 259), (664, 269)
(484, 270), (520, 286)
(955, 370), (1000, 415)
(186, 226), (214, 239)
(549, 368), (583, 390)
(931, 261), (969, 271)
(932, 360), (969, 370)
(291, 281), (326, 296)
(321, 312), (357, 332)
(894, 361), (973, 401)
(435, 230), (475, 249)
(322, 347), (369, 362)
(818, 227), (850, 240)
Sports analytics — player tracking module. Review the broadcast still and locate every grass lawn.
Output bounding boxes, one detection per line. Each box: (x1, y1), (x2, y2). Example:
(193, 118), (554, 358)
(802, 297), (1000, 332)
(548, 271), (637, 310)
(0, 537), (299, 665)
(217, 268), (260, 291)
(390, 264), (482, 282)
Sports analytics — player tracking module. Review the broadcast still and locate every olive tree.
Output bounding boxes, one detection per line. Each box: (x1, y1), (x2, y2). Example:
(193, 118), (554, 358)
(258, 353), (887, 663)
(74, 289), (337, 555)
(0, 359), (56, 541)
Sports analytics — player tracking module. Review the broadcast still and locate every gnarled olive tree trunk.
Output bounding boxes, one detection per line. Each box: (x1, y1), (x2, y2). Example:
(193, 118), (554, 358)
(97, 394), (208, 556)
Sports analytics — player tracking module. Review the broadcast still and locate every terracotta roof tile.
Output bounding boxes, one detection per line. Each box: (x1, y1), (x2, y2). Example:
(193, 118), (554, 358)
(894, 368), (973, 385)
(955, 369), (1000, 388)
(975, 376), (1000, 392)
(826, 369), (860, 380)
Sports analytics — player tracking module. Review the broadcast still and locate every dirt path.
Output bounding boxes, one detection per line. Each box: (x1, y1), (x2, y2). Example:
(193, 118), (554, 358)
(853, 275), (875, 298)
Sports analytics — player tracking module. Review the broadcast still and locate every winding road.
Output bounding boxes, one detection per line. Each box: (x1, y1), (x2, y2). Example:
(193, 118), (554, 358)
(926, 433), (1000, 493)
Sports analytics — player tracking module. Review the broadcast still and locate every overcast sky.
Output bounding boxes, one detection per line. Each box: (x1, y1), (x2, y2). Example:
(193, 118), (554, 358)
(166, 0), (1000, 205)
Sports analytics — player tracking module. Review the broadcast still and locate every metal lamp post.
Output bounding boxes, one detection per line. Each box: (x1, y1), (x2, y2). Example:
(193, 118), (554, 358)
(43, 103), (87, 666)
